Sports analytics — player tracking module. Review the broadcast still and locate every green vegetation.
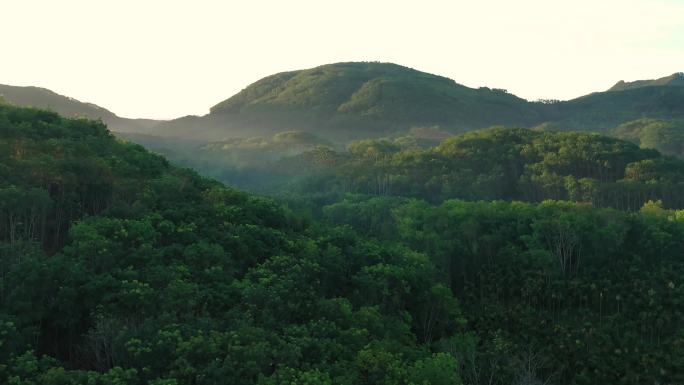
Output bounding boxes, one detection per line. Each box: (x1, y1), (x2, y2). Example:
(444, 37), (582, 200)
(205, 62), (540, 140)
(280, 127), (684, 210)
(152, 127), (453, 192)
(3, 70), (684, 384)
(0, 84), (161, 134)
(608, 72), (684, 92)
(139, 131), (336, 191)
(0, 104), (465, 384)
(5, 64), (684, 148)
(155, 63), (684, 142)
(0, 84), (118, 121)
(544, 86), (684, 132)
(310, 196), (684, 384)
(612, 118), (684, 158)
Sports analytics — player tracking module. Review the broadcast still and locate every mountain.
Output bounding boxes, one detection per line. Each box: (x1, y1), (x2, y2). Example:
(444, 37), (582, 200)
(149, 65), (684, 189)
(0, 83), (161, 134)
(209, 62), (541, 133)
(4, 64), (684, 146)
(608, 72), (684, 92)
(154, 63), (684, 142)
(540, 85), (684, 131)
(155, 62), (543, 141)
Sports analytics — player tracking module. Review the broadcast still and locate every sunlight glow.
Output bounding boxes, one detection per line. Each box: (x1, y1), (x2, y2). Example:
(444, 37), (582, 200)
(2, 0), (683, 119)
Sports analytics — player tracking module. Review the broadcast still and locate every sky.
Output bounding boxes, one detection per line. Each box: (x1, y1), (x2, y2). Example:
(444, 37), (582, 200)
(2, 0), (684, 120)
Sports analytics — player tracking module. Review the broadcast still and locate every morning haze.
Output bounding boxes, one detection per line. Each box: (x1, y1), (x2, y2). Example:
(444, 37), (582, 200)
(2, 1), (684, 384)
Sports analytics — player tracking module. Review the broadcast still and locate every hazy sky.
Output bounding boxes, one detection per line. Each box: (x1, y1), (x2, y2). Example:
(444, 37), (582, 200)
(2, 0), (683, 119)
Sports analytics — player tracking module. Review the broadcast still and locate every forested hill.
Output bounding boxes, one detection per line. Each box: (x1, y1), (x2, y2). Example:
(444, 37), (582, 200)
(544, 85), (684, 132)
(2, 105), (684, 384)
(205, 62), (540, 137)
(0, 103), (466, 383)
(0, 84), (118, 122)
(608, 72), (684, 92)
(154, 63), (684, 141)
(4, 64), (684, 145)
(612, 118), (684, 158)
(281, 127), (684, 210)
(0, 84), (161, 134)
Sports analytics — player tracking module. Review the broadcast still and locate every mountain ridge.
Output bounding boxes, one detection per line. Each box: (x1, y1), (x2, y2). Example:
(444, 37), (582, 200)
(608, 72), (684, 92)
(0, 83), (162, 134)
(3, 63), (684, 143)
(201, 62), (541, 139)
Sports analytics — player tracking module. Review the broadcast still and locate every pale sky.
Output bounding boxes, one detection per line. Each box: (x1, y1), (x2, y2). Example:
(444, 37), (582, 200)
(2, 0), (683, 120)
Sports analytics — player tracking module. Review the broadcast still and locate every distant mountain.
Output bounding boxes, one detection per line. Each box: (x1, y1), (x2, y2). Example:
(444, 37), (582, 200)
(4, 64), (684, 145)
(0, 84), (161, 134)
(155, 63), (684, 141)
(608, 72), (684, 92)
(155, 62), (543, 141)
(540, 85), (684, 131)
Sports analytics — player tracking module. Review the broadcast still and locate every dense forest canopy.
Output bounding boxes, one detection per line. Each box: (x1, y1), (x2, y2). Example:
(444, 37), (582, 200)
(0, 104), (470, 384)
(257, 127), (684, 211)
(4, 63), (684, 198)
(612, 118), (684, 158)
(2, 64), (684, 385)
(125, 124), (684, 201)
(314, 195), (684, 384)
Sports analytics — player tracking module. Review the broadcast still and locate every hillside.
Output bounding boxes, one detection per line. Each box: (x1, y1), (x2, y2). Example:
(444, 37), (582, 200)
(7, 0), (684, 378)
(4, 64), (684, 154)
(2, 105), (684, 384)
(155, 62), (543, 141)
(0, 84), (161, 133)
(608, 72), (684, 92)
(612, 118), (684, 158)
(150, 64), (684, 142)
(280, 127), (684, 210)
(210, 62), (540, 132)
(5, 64), (684, 145)
(0, 104), (465, 384)
(545, 85), (684, 131)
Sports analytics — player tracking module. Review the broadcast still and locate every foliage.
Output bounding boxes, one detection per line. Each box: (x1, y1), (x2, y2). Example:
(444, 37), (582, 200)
(3, 104), (684, 384)
(612, 118), (684, 158)
(0, 104), (464, 384)
(4, 64), (684, 146)
(283, 127), (684, 210)
(207, 62), (540, 139)
(313, 195), (684, 384)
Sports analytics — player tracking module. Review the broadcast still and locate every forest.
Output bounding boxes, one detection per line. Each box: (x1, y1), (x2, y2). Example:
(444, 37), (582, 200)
(4, 62), (684, 200)
(1, 98), (684, 384)
(175, 126), (684, 211)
